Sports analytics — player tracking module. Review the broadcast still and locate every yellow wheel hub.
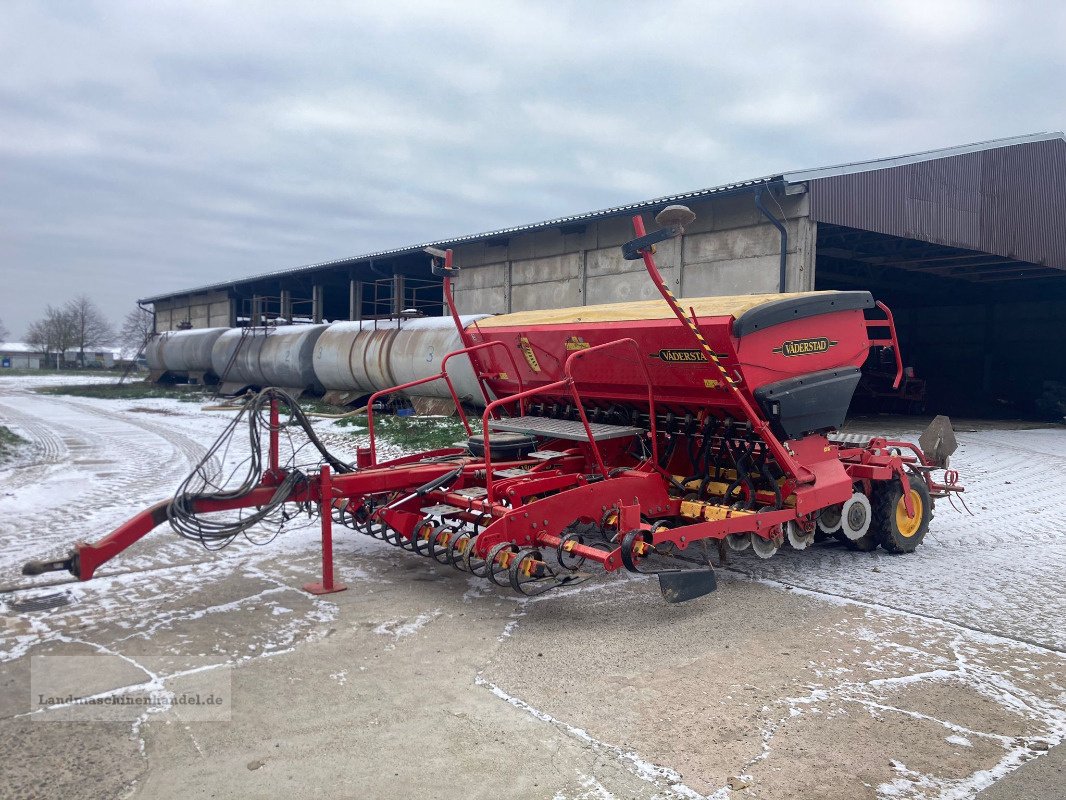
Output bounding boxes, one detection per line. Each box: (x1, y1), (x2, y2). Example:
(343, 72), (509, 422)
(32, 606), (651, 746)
(895, 490), (923, 537)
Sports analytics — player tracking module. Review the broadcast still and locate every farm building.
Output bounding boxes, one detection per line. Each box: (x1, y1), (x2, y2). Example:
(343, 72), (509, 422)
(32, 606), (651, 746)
(142, 132), (1066, 416)
(0, 344), (125, 370)
(0, 343), (44, 370)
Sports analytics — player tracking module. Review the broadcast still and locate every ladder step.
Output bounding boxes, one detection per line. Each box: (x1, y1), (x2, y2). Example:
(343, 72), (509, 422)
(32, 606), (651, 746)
(528, 449), (569, 460)
(493, 468), (529, 478)
(454, 486), (488, 499)
(421, 504), (464, 516)
(489, 415), (644, 442)
(828, 433), (873, 447)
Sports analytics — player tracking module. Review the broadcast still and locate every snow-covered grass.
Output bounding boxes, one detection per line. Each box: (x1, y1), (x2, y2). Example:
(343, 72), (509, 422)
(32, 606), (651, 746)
(35, 381), (212, 402)
(0, 424), (28, 463)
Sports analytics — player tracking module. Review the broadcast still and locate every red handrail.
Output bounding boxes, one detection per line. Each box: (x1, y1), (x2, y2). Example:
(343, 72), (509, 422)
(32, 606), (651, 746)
(440, 340), (526, 417)
(481, 379), (571, 500)
(563, 338), (659, 476)
(366, 340), (526, 465)
(367, 373), (468, 464)
(480, 337), (662, 499)
(866, 300), (904, 389)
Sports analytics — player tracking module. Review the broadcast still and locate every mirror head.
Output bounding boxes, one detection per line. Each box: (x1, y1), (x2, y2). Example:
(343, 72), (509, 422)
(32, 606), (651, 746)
(654, 204), (696, 234)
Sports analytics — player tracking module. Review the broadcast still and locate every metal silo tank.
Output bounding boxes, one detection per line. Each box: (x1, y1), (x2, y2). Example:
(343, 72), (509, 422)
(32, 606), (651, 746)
(311, 319), (406, 394)
(165, 328), (228, 373)
(388, 316), (488, 400)
(259, 324), (329, 389)
(211, 328), (269, 387)
(145, 333), (167, 372)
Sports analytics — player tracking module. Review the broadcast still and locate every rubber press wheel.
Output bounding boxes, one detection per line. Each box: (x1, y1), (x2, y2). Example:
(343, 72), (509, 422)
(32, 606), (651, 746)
(873, 473), (932, 553)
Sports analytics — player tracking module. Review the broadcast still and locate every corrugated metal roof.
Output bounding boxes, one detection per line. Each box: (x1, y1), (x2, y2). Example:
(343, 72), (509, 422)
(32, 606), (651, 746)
(141, 131), (1064, 303)
(807, 135), (1066, 272)
(784, 131), (1063, 183)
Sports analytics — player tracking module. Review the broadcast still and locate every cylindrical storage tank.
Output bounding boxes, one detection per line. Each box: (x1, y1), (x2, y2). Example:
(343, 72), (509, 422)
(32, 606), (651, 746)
(312, 320), (406, 395)
(389, 316), (488, 401)
(164, 328), (228, 373)
(145, 334), (167, 372)
(211, 325), (328, 389)
(259, 324), (329, 389)
(211, 329), (256, 385)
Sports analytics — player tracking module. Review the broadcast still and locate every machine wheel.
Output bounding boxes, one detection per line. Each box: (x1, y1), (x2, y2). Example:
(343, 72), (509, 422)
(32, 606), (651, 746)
(556, 531), (587, 570)
(430, 525), (457, 564)
(508, 549), (546, 594)
(726, 533), (751, 552)
(751, 528), (782, 559)
(785, 520), (815, 550)
(463, 537), (490, 577)
(448, 529), (474, 570)
(840, 492), (872, 541)
(839, 491), (877, 551)
(816, 505), (843, 535)
(873, 473), (932, 553)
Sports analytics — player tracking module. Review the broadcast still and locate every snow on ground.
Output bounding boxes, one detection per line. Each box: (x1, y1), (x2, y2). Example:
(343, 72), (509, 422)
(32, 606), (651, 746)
(2, 377), (1063, 656)
(724, 422), (1066, 652)
(1, 374), (1064, 799)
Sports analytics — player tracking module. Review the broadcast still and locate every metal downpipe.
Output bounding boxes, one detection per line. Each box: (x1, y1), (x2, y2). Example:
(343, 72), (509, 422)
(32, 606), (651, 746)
(755, 186), (788, 292)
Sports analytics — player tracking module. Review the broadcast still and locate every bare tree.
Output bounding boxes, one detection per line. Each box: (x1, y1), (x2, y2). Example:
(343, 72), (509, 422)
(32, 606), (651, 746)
(0, 317), (9, 343)
(119, 306), (155, 359)
(65, 295), (114, 367)
(25, 305), (79, 368)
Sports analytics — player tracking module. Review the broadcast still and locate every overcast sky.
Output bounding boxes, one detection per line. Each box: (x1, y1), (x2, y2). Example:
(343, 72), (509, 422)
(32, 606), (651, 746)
(2, 0), (1064, 337)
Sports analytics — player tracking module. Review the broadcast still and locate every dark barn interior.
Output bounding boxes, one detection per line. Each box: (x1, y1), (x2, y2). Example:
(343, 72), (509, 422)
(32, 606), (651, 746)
(806, 136), (1066, 419)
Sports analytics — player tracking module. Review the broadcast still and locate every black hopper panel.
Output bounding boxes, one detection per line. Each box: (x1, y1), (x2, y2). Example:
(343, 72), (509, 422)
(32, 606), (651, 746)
(754, 368), (863, 440)
(733, 291), (874, 338)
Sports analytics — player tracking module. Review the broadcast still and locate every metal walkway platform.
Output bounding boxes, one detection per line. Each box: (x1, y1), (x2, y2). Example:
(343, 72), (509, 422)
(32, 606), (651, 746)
(488, 416), (644, 442)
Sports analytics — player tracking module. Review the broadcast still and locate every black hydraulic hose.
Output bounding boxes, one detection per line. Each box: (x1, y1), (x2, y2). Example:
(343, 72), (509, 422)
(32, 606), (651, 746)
(725, 437), (757, 509)
(658, 434), (678, 471)
(755, 185), (788, 293)
(753, 442), (783, 510)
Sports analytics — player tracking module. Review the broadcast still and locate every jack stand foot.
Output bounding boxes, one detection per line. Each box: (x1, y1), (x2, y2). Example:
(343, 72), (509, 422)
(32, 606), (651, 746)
(303, 581), (347, 595)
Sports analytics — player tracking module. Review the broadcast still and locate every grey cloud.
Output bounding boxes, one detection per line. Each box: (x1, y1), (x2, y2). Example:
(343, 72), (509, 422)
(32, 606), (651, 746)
(1, 0), (1064, 336)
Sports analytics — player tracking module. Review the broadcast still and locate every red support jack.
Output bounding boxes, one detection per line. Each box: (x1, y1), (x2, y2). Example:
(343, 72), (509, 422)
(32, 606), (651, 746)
(303, 465), (347, 595)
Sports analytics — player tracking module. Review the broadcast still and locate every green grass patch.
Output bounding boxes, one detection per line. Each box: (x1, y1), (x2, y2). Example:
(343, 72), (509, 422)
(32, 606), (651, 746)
(0, 368), (102, 377)
(0, 425), (28, 463)
(341, 414), (476, 451)
(36, 382), (213, 402)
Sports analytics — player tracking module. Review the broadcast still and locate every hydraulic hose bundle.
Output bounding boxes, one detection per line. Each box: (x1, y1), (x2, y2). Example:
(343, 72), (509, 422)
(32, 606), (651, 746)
(167, 388), (352, 549)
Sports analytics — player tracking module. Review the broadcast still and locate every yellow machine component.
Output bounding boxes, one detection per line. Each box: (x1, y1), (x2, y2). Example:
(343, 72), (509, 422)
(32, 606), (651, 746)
(896, 490), (924, 537)
(679, 500), (756, 521)
(518, 336), (541, 373)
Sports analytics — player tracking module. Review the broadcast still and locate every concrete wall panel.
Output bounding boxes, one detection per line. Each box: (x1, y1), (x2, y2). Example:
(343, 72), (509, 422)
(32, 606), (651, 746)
(511, 278), (581, 312)
(458, 262), (508, 290)
(454, 286), (508, 315)
(682, 255), (783, 296)
(511, 253), (581, 285)
(587, 266), (680, 304)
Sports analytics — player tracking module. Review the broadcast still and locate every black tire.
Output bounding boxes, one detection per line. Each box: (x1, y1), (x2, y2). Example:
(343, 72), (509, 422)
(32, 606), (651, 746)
(467, 433), (537, 460)
(846, 530), (879, 552)
(872, 473), (932, 553)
